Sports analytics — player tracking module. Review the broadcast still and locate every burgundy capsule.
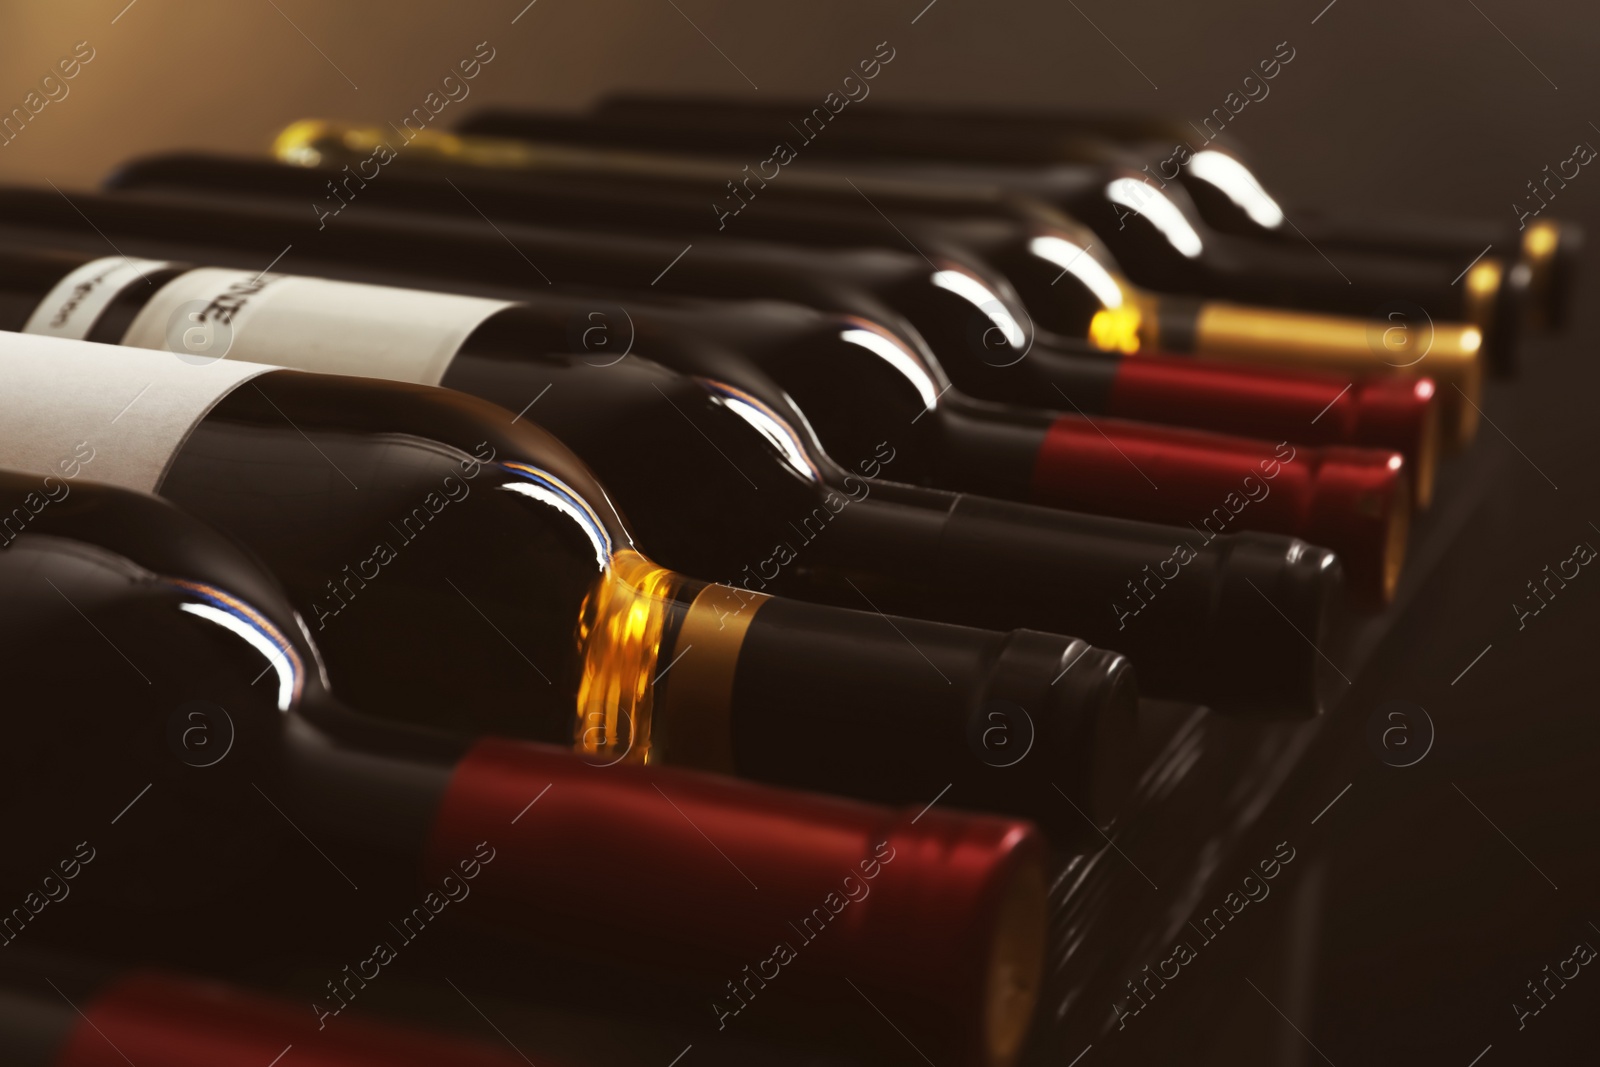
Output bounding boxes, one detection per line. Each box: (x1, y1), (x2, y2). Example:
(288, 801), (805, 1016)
(52, 971), (530, 1067)
(1107, 354), (1440, 508)
(1031, 417), (1410, 605)
(424, 738), (1049, 1067)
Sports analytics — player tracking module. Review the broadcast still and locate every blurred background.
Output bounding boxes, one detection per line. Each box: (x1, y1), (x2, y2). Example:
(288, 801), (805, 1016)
(4, 0), (1598, 1062)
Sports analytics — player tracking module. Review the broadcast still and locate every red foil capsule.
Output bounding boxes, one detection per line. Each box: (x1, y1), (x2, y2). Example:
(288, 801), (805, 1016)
(424, 738), (1048, 1067)
(53, 971), (527, 1067)
(1109, 355), (1440, 508)
(1032, 417), (1410, 605)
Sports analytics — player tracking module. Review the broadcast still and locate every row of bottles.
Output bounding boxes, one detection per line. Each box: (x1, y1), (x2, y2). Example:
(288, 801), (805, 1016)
(0, 97), (1574, 1066)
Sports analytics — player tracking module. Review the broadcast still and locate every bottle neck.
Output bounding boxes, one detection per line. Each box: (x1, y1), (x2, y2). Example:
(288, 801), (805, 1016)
(803, 483), (1343, 714)
(932, 397), (1086, 501)
(547, 515), (1134, 828)
(722, 595), (1137, 832)
(987, 341), (1122, 413)
(280, 700), (464, 859)
(569, 549), (763, 774)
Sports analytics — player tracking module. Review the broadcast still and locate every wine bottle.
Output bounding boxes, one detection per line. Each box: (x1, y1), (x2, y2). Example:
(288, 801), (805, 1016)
(0, 332), (1152, 821)
(0, 239), (1345, 708)
(572, 96), (1582, 335)
(0, 211), (1345, 714)
(78, 150), (1427, 579)
(246, 122), (1479, 450)
(0, 470), (1047, 1066)
(0, 963), (538, 1067)
(106, 144), (1446, 479)
(427, 110), (1522, 377)
(6, 244), (1403, 603)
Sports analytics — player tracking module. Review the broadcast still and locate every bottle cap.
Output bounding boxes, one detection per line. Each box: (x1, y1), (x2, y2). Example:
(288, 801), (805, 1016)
(1350, 376), (1439, 509)
(1303, 447), (1412, 605)
(424, 738), (1047, 1067)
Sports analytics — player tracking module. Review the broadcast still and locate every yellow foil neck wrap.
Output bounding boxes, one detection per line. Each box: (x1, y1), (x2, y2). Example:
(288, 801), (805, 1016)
(1523, 218), (1561, 263)
(1193, 302), (1483, 450)
(274, 119), (546, 171)
(1087, 304), (1144, 354)
(1520, 219), (1562, 331)
(650, 582), (770, 773)
(274, 118), (708, 184)
(573, 548), (683, 767)
(1461, 259), (1504, 338)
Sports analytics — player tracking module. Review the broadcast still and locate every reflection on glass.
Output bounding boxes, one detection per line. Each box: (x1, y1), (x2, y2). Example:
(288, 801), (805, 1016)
(839, 325), (944, 413)
(1028, 235), (1127, 309)
(931, 268), (1029, 348)
(170, 578), (304, 712)
(499, 463), (615, 570)
(1106, 178), (1204, 258)
(1188, 151), (1285, 229)
(701, 379), (821, 482)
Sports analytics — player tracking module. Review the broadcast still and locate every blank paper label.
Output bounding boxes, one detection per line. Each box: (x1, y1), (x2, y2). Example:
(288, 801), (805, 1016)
(0, 333), (272, 493)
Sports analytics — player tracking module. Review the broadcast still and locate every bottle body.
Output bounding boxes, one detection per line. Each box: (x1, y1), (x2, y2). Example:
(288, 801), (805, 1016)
(237, 126), (1488, 443)
(561, 98), (1576, 336)
(479, 99), (1546, 362)
(9, 185), (1414, 585)
(0, 333), (1143, 822)
(0, 470), (1050, 1067)
(2, 248), (1347, 711)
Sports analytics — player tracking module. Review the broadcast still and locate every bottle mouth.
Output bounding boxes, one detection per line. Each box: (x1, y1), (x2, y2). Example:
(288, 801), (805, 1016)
(1360, 377), (1442, 511)
(977, 632), (1141, 835)
(1083, 652), (1141, 829)
(1519, 218), (1580, 334)
(1211, 537), (1347, 715)
(1460, 257), (1528, 378)
(1432, 335), (1484, 451)
(1188, 301), (1484, 446)
(1382, 475), (1413, 603)
(982, 851), (1048, 1067)
(866, 812), (1049, 1067)
(1362, 320), (1481, 453)
(1411, 385), (1442, 510)
(1307, 451), (1412, 606)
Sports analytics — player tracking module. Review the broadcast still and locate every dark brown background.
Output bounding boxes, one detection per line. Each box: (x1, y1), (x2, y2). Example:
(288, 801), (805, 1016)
(4, 1), (1598, 1063)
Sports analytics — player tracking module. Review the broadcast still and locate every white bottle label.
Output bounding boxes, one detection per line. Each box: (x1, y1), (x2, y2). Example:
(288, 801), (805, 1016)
(118, 269), (515, 386)
(0, 333), (273, 494)
(22, 257), (172, 340)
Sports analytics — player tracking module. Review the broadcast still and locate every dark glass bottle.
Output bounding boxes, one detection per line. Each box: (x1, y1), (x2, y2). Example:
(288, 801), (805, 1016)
(0, 244), (1342, 708)
(7, 243), (1404, 602)
(0, 331), (1147, 820)
(68, 158), (1408, 604)
(248, 122), (1484, 449)
(0, 470), (1048, 1065)
(103, 145), (1446, 485)
(573, 96), (1582, 335)
(461, 102), (1533, 372)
